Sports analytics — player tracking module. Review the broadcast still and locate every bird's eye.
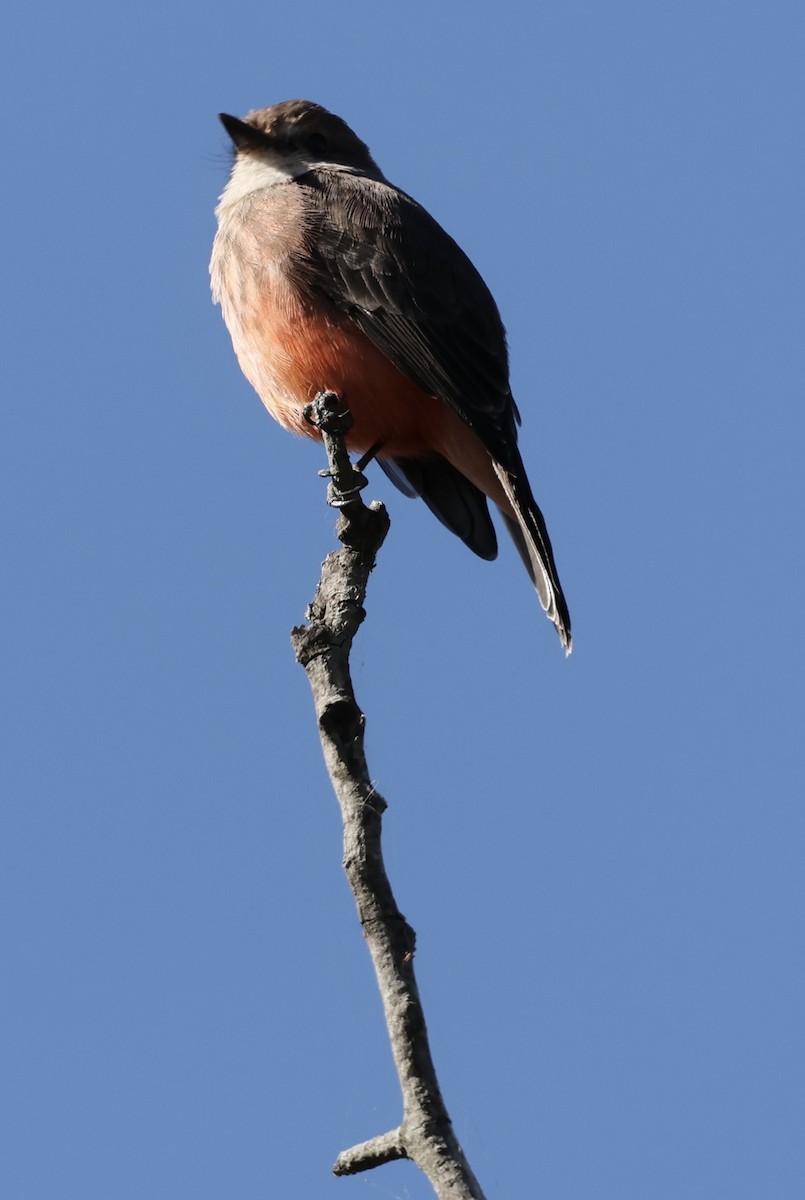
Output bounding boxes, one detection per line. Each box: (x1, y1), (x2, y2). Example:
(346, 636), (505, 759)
(305, 132), (328, 155)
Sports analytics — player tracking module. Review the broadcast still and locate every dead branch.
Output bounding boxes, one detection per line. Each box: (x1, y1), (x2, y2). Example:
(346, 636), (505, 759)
(290, 392), (487, 1200)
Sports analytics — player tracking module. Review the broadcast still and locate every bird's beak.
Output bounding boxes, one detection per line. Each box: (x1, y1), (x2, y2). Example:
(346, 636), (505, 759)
(218, 113), (269, 151)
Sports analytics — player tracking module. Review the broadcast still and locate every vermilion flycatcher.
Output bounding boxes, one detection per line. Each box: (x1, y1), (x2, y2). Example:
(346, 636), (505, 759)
(210, 100), (572, 652)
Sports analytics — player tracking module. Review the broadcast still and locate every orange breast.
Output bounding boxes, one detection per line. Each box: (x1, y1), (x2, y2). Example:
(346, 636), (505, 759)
(222, 274), (507, 511)
(231, 289), (446, 458)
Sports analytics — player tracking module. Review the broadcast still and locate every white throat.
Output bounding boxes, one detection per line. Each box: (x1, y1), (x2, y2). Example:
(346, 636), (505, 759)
(216, 152), (370, 217)
(216, 155), (294, 214)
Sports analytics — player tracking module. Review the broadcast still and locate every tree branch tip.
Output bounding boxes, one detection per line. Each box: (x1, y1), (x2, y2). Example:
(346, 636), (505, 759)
(303, 390), (354, 437)
(332, 1129), (408, 1176)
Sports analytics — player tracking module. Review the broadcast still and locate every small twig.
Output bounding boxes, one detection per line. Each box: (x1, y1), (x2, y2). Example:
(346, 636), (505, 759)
(290, 393), (487, 1200)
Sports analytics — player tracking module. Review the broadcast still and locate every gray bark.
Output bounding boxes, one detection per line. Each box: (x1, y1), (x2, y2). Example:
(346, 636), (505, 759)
(290, 394), (487, 1199)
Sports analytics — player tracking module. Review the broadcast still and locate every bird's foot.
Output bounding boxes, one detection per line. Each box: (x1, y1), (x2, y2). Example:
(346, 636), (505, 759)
(305, 392), (368, 508)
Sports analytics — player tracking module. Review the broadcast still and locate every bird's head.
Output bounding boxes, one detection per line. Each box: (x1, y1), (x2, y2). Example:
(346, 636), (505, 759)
(217, 99), (385, 209)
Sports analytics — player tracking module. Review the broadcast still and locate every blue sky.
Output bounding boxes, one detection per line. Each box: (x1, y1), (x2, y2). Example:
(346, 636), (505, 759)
(2, 2), (803, 1197)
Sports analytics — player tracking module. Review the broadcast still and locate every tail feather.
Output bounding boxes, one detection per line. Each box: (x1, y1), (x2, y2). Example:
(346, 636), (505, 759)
(377, 449), (571, 654)
(493, 461), (572, 654)
(378, 455), (499, 560)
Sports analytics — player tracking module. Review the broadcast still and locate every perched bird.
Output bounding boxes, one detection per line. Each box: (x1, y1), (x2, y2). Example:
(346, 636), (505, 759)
(210, 100), (571, 651)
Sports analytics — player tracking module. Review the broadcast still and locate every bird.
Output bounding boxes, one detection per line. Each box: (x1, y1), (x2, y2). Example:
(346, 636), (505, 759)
(210, 100), (571, 652)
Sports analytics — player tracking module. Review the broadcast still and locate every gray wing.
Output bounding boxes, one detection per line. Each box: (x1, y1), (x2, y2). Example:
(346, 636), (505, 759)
(297, 169), (571, 649)
(298, 169), (520, 463)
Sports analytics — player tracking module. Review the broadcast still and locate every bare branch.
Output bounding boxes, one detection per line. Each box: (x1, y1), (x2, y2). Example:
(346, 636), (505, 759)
(290, 393), (487, 1200)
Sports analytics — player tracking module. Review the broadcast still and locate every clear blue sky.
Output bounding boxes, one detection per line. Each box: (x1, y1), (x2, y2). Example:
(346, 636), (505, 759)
(2, 2), (803, 1197)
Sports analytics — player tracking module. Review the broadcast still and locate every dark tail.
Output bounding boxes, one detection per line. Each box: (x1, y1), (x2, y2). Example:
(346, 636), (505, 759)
(493, 459), (572, 654)
(378, 455), (498, 560)
(377, 452), (571, 653)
